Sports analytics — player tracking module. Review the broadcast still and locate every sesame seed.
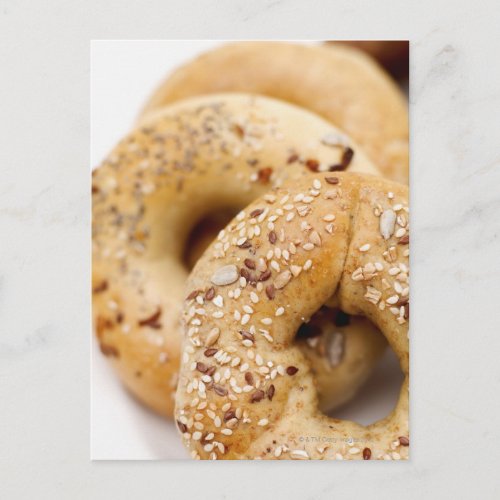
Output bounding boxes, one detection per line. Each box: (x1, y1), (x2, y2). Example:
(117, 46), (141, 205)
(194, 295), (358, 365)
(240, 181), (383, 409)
(395, 227), (406, 238)
(270, 260), (280, 272)
(386, 295), (399, 305)
(258, 418), (269, 426)
(286, 366), (299, 375)
(213, 295), (224, 307)
(275, 307), (285, 316)
(309, 231), (322, 247)
(290, 450), (309, 460)
(365, 286), (382, 304)
(359, 244), (371, 252)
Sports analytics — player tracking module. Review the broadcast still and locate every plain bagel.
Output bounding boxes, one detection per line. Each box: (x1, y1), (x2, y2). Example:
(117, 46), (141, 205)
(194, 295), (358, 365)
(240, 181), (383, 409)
(139, 42), (409, 183)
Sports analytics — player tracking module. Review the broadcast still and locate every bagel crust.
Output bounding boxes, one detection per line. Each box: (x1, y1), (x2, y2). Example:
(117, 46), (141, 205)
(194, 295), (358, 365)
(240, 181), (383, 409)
(139, 42), (409, 183)
(92, 94), (386, 417)
(176, 172), (409, 460)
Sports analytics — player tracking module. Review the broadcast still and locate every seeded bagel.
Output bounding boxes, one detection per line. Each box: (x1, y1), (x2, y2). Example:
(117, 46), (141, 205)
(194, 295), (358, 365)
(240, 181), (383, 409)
(185, 217), (385, 413)
(92, 94), (386, 417)
(139, 42), (409, 183)
(176, 172), (409, 460)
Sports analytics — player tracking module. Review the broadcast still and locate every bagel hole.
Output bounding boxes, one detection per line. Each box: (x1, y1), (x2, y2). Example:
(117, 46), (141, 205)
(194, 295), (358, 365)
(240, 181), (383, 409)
(329, 344), (403, 425)
(182, 208), (238, 270)
(296, 307), (403, 426)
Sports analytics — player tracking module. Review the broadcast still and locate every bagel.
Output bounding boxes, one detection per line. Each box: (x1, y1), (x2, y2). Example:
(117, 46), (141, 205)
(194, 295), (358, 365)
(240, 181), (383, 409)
(176, 172), (409, 460)
(139, 42), (409, 183)
(327, 41), (409, 79)
(92, 93), (386, 418)
(187, 221), (385, 413)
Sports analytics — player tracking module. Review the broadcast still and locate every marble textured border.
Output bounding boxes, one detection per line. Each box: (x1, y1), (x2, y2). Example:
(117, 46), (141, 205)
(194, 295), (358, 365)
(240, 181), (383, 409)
(1, 0), (499, 497)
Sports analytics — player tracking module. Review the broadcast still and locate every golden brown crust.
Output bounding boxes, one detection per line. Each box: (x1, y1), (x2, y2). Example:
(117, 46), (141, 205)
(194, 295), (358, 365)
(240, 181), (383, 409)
(327, 41), (409, 79)
(139, 42), (409, 183)
(92, 94), (386, 417)
(175, 172), (409, 460)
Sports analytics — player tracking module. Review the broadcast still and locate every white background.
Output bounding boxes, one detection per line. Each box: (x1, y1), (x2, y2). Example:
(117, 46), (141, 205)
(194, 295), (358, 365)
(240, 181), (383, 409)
(91, 39), (404, 460)
(2, 0), (500, 498)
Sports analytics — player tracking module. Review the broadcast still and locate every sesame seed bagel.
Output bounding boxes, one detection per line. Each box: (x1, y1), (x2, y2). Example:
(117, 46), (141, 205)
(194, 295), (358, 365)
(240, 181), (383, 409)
(139, 42), (409, 183)
(176, 172), (409, 460)
(184, 216), (385, 413)
(92, 94), (387, 418)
